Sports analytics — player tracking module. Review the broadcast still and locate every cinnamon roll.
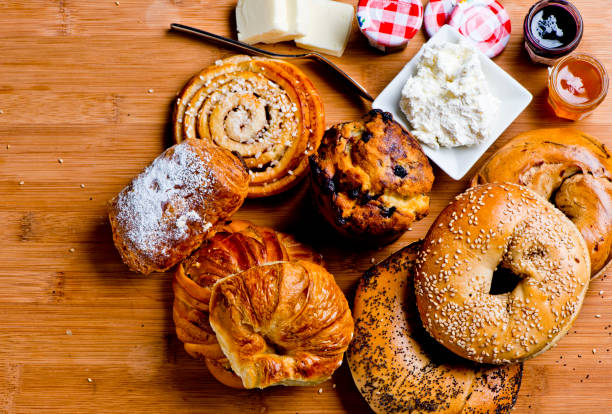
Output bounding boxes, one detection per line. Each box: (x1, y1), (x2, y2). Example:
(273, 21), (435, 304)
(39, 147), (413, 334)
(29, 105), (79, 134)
(173, 55), (325, 198)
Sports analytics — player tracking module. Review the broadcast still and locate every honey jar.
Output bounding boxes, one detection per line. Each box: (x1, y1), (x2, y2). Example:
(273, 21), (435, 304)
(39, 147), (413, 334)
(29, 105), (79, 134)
(548, 53), (609, 121)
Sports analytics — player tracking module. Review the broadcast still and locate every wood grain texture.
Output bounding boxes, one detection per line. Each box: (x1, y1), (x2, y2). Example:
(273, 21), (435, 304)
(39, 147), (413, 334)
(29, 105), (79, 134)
(0, 0), (611, 413)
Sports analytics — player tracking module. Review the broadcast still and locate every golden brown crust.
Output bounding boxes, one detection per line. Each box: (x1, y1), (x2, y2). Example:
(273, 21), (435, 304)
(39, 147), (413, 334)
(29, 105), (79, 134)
(208, 261), (353, 389)
(415, 184), (590, 364)
(310, 109), (434, 244)
(108, 139), (249, 274)
(348, 241), (522, 414)
(471, 128), (612, 276)
(204, 358), (245, 389)
(173, 55), (325, 198)
(172, 220), (322, 388)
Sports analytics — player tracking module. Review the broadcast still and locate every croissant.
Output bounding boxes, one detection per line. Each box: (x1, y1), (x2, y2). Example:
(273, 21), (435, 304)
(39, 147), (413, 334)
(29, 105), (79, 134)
(209, 260), (354, 389)
(108, 139), (249, 274)
(172, 220), (322, 388)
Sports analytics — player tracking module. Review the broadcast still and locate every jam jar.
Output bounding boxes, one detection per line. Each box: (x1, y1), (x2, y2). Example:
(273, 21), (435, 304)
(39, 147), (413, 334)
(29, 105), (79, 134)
(548, 53), (609, 121)
(524, 0), (583, 65)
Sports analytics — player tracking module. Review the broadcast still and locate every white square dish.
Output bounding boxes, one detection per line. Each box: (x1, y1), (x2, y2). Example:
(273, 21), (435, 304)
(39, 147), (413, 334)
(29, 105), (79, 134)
(372, 25), (533, 180)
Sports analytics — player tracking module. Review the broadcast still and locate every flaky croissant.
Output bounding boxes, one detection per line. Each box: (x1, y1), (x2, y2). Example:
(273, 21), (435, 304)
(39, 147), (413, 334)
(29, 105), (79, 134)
(209, 260), (354, 388)
(172, 220), (322, 388)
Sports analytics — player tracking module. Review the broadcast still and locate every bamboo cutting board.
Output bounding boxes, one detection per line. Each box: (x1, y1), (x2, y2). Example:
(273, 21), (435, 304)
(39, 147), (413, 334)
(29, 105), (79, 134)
(1, 1), (611, 413)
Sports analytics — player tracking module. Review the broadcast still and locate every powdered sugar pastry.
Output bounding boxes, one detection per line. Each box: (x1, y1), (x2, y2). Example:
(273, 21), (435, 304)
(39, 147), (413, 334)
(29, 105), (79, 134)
(115, 142), (214, 260)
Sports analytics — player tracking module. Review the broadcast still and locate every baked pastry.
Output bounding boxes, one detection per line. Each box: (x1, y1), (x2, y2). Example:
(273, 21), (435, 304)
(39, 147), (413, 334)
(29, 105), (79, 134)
(108, 139), (249, 274)
(471, 128), (612, 277)
(349, 241), (523, 414)
(415, 183), (590, 364)
(172, 220), (322, 388)
(209, 261), (354, 389)
(173, 55), (325, 198)
(309, 109), (434, 243)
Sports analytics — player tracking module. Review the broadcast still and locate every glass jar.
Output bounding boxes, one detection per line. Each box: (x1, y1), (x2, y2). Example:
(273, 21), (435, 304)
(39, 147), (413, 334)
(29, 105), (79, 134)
(524, 0), (583, 65)
(548, 54), (609, 121)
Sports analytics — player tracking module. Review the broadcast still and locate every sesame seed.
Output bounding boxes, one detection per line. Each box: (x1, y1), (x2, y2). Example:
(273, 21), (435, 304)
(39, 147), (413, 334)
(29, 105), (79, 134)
(66, 329), (72, 335)
(318, 388), (323, 394)
(595, 314), (602, 318)
(87, 378), (93, 382)
(69, 248), (75, 253)
(18, 181), (24, 185)
(80, 184), (85, 188)
(58, 158), (63, 164)
(147, 89), (154, 93)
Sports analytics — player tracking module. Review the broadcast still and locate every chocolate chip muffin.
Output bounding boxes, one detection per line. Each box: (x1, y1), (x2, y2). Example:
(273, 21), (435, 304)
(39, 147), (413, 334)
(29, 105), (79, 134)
(309, 110), (434, 244)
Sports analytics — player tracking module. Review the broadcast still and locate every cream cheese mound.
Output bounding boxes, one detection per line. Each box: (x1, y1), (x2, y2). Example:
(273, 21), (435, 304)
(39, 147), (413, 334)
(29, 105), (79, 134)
(400, 40), (500, 149)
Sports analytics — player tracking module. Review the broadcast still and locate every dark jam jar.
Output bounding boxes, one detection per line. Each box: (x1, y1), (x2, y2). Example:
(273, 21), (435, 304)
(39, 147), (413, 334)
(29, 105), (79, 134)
(524, 0), (583, 65)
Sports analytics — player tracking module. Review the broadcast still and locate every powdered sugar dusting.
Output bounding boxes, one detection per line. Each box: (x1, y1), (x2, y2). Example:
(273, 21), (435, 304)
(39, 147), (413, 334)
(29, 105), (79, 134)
(114, 141), (214, 261)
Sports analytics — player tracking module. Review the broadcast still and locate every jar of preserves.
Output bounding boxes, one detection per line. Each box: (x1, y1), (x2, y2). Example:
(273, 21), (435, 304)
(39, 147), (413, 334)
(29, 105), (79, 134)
(524, 0), (583, 65)
(548, 53), (609, 121)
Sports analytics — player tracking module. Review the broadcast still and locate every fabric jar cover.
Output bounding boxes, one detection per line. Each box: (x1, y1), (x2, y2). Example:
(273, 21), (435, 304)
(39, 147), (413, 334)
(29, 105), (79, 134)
(357, 0), (424, 53)
(448, 0), (511, 58)
(424, 0), (458, 38)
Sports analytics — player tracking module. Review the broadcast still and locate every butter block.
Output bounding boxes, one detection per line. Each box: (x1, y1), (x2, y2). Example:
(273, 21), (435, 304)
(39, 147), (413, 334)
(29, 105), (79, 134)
(288, 0), (309, 38)
(295, 0), (354, 57)
(236, 0), (305, 45)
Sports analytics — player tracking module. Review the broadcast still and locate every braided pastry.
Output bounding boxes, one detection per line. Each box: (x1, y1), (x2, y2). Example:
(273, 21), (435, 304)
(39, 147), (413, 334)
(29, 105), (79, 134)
(209, 261), (354, 389)
(172, 220), (322, 388)
(472, 128), (612, 277)
(173, 55), (325, 198)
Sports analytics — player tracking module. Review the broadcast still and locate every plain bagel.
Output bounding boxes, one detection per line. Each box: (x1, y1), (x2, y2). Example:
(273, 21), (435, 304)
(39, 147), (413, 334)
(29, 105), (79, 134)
(414, 183), (590, 364)
(348, 241), (523, 414)
(471, 128), (612, 277)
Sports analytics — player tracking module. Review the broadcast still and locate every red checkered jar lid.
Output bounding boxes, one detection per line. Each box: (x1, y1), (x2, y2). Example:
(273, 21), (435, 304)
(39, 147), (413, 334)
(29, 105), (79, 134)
(424, 0), (458, 38)
(448, 0), (511, 58)
(357, 0), (424, 52)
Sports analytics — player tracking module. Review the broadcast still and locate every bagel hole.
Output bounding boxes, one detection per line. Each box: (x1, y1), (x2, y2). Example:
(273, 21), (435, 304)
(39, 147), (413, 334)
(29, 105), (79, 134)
(489, 267), (522, 295)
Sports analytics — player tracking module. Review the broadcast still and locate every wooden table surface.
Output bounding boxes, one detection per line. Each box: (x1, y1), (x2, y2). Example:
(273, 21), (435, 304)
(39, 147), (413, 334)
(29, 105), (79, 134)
(1, 1), (611, 413)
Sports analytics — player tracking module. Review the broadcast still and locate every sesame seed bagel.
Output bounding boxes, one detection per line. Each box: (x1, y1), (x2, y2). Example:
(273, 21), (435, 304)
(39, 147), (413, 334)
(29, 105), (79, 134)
(414, 183), (590, 364)
(348, 241), (523, 414)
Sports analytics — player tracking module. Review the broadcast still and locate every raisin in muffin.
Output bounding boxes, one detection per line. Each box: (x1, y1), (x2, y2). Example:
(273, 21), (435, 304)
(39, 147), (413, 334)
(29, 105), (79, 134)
(309, 110), (434, 244)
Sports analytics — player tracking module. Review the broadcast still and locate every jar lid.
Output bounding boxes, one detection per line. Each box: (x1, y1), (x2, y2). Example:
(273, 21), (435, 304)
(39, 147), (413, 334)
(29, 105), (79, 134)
(357, 0), (424, 52)
(448, 0), (511, 58)
(424, 0), (458, 38)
